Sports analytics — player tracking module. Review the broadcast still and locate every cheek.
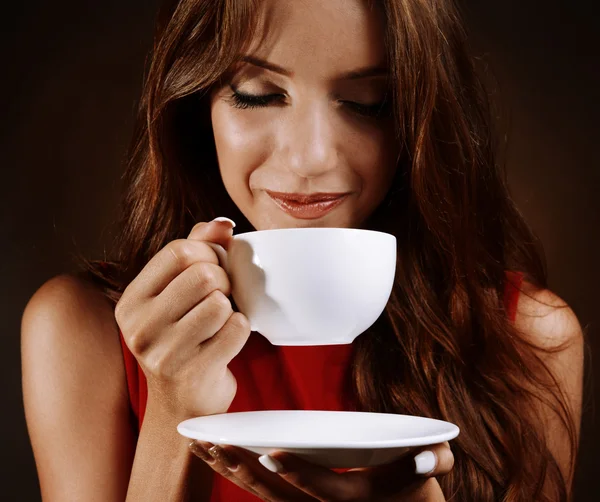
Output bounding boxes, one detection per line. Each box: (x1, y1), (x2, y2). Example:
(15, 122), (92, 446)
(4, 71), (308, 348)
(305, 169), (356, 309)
(211, 105), (266, 159)
(211, 104), (270, 192)
(352, 129), (398, 195)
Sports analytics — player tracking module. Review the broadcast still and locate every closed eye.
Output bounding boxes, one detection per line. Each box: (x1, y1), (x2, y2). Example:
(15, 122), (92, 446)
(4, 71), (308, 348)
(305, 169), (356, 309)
(227, 89), (391, 119)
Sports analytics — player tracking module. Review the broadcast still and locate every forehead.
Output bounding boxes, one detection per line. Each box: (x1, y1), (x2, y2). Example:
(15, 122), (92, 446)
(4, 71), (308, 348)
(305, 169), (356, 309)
(245, 0), (387, 80)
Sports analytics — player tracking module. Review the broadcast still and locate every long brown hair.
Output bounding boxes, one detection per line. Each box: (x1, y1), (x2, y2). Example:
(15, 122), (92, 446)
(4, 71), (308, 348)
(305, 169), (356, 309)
(76, 0), (577, 499)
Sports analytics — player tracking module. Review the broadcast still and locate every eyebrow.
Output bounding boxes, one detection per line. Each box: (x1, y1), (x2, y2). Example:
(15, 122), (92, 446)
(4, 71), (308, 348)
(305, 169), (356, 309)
(240, 55), (389, 80)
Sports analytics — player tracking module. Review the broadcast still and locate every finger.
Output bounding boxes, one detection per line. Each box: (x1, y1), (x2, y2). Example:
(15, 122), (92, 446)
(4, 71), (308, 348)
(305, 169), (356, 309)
(119, 239), (220, 307)
(155, 261), (232, 322)
(146, 291), (235, 371)
(201, 311), (253, 366)
(121, 216), (235, 307)
(117, 219), (236, 321)
(188, 442), (261, 498)
(348, 442), (454, 478)
(339, 442), (454, 498)
(173, 290), (234, 349)
(190, 443), (314, 502)
(188, 218), (235, 250)
(413, 442), (454, 477)
(264, 451), (370, 501)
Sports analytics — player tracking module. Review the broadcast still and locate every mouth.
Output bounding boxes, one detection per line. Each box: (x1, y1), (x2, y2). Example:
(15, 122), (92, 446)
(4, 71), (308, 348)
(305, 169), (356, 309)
(265, 190), (351, 219)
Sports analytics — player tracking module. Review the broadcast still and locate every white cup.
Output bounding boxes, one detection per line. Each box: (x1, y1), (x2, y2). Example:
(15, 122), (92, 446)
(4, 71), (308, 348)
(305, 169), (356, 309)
(207, 227), (396, 346)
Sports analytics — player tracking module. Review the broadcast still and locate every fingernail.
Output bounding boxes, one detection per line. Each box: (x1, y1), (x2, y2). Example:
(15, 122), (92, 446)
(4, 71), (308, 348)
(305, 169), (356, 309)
(258, 454), (286, 474)
(211, 217), (236, 228)
(414, 450), (437, 475)
(189, 441), (216, 464)
(208, 445), (239, 471)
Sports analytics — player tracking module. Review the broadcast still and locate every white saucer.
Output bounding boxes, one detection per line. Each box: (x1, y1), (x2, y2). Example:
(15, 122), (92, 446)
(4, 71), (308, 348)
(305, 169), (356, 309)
(177, 410), (460, 468)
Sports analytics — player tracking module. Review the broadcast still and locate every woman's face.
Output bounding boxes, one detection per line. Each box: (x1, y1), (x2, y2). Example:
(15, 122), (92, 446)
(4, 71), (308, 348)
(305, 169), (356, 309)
(209, 0), (399, 230)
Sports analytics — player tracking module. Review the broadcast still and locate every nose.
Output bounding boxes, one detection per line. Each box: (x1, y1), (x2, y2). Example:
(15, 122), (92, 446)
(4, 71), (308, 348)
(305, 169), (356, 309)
(280, 100), (338, 179)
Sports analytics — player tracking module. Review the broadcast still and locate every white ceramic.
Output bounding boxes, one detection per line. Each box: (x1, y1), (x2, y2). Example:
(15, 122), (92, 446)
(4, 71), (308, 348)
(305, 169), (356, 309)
(207, 227), (396, 346)
(177, 410), (460, 468)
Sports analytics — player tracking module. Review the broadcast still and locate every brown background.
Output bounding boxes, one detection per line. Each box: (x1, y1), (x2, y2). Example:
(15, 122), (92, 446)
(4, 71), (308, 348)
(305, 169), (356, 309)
(2, 1), (598, 500)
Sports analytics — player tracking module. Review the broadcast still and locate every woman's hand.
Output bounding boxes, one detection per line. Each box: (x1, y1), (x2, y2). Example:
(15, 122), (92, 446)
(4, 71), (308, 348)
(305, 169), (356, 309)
(114, 217), (250, 420)
(189, 440), (454, 501)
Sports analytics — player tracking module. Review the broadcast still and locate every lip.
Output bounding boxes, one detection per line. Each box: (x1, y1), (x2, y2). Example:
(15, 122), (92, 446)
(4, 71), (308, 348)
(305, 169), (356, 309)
(265, 191), (350, 219)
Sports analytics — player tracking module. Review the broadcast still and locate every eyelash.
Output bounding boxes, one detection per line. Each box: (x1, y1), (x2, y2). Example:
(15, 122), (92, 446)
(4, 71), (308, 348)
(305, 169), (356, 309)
(228, 89), (391, 119)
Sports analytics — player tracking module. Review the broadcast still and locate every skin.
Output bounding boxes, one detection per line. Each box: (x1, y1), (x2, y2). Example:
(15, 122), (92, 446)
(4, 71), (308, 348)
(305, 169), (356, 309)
(20, 0), (583, 500)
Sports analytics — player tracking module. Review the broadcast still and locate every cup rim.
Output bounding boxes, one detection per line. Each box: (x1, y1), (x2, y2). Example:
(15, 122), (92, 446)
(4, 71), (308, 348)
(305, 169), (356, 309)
(233, 227), (396, 241)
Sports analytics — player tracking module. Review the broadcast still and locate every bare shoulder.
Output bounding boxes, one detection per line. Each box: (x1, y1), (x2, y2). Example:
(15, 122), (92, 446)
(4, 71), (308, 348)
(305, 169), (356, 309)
(22, 273), (118, 340)
(514, 279), (584, 489)
(21, 273), (125, 383)
(514, 279), (584, 351)
(21, 274), (134, 500)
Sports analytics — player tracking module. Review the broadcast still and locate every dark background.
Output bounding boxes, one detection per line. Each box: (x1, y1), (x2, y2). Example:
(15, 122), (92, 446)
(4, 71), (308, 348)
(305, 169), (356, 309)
(2, 1), (598, 500)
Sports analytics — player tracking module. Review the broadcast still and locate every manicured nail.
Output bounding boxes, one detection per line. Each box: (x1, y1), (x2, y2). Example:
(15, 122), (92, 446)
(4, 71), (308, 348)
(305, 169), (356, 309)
(208, 445), (239, 471)
(212, 217), (236, 228)
(189, 441), (216, 464)
(258, 454), (286, 474)
(414, 450), (437, 475)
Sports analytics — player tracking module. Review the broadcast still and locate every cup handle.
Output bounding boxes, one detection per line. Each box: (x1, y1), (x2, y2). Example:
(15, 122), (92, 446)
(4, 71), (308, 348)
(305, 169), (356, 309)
(204, 242), (229, 274)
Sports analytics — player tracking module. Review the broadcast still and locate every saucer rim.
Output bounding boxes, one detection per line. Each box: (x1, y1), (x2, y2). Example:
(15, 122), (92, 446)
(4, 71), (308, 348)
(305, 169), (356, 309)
(176, 410), (460, 449)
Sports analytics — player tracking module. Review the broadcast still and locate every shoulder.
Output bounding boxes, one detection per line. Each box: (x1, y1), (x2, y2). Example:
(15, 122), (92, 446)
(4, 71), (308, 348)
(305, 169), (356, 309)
(22, 273), (124, 370)
(21, 272), (126, 399)
(21, 274), (133, 498)
(514, 279), (584, 351)
(513, 280), (585, 489)
(23, 272), (115, 321)
(21, 272), (124, 387)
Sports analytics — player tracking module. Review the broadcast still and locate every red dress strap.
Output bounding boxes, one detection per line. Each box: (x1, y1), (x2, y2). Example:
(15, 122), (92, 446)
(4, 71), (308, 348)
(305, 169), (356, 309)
(504, 270), (524, 323)
(118, 331), (148, 430)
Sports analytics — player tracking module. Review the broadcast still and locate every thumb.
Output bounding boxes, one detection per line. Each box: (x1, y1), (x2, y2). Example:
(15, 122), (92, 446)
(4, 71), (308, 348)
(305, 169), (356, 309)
(188, 217), (236, 250)
(413, 442), (454, 478)
(346, 441), (454, 491)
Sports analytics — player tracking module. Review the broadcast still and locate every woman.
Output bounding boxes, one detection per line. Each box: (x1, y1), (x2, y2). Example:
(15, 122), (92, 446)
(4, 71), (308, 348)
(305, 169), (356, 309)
(21, 0), (584, 500)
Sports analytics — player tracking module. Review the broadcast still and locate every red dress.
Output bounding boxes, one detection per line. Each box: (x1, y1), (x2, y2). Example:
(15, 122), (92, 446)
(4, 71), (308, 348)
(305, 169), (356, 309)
(118, 271), (524, 501)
